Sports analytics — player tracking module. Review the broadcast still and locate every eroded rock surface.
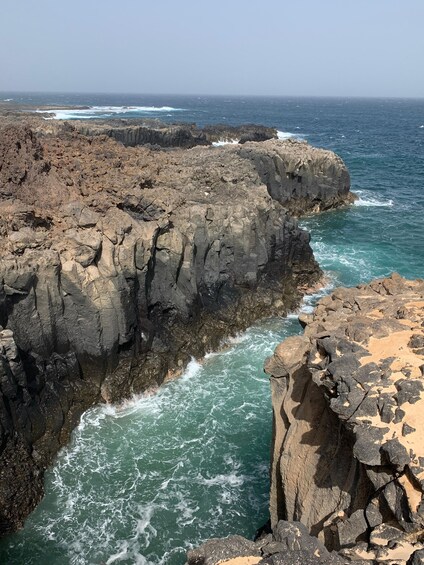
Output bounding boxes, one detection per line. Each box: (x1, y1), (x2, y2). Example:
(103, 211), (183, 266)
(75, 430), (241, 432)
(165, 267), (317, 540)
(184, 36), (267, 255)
(0, 120), (351, 534)
(74, 121), (278, 148)
(186, 520), (366, 564)
(190, 275), (424, 565)
(266, 274), (424, 564)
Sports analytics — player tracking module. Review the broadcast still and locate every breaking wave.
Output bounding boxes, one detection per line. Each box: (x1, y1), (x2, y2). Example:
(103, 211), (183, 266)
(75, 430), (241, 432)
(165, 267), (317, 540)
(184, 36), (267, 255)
(36, 105), (183, 120)
(353, 190), (394, 207)
(277, 130), (296, 140)
(212, 139), (239, 146)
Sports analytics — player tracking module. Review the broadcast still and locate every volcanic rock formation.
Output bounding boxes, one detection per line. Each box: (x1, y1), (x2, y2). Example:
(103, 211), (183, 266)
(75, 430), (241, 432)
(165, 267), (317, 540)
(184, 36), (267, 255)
(74, 121), (278, 148)
(265, 274), (424, 564)
(187, 520), (364, 564)
(190, 275), (424, 564)
(0, 120), (352, 534)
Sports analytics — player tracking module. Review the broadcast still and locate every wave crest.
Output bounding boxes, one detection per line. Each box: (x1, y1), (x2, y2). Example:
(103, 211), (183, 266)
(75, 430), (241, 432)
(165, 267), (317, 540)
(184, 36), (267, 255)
(36, 105), (183, 120)
(354, 191), (394, 207)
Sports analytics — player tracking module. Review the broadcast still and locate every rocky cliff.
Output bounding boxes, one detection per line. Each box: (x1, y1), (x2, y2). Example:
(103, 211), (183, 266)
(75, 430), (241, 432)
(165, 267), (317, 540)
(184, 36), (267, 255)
(73, 120), (210, 148)
(265, 274), (424, 564)
(0, 120), (352, 534)
(56, 121), (278, 149)
(190, 275), (424, 564)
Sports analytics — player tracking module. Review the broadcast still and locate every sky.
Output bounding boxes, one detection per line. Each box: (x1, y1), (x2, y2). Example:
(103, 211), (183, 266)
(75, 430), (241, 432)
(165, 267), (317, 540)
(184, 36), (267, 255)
(1, 0), (423, 98)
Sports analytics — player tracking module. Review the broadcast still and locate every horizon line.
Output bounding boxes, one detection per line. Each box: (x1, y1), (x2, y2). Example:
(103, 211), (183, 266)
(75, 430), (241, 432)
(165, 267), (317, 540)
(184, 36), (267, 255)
(1, 90), (424, 101)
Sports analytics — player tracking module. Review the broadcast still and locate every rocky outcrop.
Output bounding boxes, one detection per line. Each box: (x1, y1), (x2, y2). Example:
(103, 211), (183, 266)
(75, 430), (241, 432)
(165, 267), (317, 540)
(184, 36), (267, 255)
(186, 520), (368, 564)
(73, 121), (277, 149)
(238, 140), (354, 214)
(265, 274), (424, 564)
(0, 121), (352, 534)
(189, 275), (424, 565)
(202, 124), (277, 145)
(74, 121), (210, 148)
(71, 122), (353, 215)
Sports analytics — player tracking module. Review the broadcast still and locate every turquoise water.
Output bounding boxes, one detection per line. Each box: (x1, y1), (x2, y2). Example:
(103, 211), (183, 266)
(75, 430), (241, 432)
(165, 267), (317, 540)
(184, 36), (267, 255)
(0, 96), (423, 564)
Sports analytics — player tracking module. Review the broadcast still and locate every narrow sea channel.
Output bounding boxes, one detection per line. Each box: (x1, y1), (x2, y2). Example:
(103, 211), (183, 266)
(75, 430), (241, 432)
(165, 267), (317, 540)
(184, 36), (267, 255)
(1, 95), (423, 564)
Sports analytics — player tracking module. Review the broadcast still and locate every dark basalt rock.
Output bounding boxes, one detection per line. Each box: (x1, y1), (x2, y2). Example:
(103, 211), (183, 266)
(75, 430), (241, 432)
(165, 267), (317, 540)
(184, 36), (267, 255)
(202, 124), (277, 144)
(186, 520), (369, 565)
(0, 121), (353, 534)
(74, 120), (278, 149)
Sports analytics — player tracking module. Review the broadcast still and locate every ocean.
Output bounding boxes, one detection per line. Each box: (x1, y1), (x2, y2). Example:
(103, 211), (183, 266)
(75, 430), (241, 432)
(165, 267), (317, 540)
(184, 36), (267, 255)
(0, 93), (423, 564)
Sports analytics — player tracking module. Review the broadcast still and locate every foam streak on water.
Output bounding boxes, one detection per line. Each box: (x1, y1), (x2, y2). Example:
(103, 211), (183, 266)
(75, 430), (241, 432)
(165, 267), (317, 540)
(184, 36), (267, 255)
(353, 189), (394, 207)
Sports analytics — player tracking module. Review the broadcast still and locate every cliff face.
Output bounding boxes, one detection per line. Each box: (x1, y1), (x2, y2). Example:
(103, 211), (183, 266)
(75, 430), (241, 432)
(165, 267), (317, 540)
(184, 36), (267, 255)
(190, 275), (424, 565)
(238, 140), (353, 214)
(74, 121), (210, 148)
(70, 121), (277, 148)
(0, 121), (352, 534)
(265, 274), (424, 564)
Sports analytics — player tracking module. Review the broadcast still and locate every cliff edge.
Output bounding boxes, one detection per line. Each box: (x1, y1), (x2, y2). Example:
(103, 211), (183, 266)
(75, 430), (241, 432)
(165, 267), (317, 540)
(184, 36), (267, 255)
(190, 275), (424, 564)
(265, 274), (424, 564)
(0, 121), (352, 534)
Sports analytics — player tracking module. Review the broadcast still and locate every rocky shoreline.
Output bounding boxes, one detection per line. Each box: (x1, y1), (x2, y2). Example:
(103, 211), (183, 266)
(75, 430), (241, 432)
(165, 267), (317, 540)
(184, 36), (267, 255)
(192, 275), (424, 565)
(0, 105), (278, 149)
(0, 117), (353, 534)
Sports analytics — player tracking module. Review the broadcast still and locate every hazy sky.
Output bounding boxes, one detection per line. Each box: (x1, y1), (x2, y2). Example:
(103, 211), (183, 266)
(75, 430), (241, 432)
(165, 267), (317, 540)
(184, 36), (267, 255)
(1, 0), (423, 97)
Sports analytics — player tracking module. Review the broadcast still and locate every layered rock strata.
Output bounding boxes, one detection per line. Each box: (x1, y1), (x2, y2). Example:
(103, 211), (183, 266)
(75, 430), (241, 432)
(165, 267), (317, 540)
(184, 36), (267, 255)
(0, 121), (351, 534)
(265, 274), (424, 564)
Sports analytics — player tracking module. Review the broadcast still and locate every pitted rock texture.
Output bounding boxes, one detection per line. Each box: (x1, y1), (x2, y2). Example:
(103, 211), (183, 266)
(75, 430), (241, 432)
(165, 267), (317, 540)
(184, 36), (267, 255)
(186, 520), (367, 565)
(0, 121), (352, 533)
(265, 274), (424, 564)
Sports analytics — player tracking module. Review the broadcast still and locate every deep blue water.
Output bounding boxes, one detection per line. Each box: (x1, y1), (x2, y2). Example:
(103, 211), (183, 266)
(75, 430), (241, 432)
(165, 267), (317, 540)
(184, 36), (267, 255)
(0, 94), (423, 564)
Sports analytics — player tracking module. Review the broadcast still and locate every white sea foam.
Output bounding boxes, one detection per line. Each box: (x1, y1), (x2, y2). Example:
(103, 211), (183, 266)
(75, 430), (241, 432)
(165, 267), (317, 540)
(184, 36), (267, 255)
(212, 139), (239, 146)
(199, 472), (245, 487)
(204, 351), (219, 360)
(227, 333), (249, 345)
(106, 542), (130, 564)
(286, 312), (300, 320)
(354, 197), (393, 207)
(277, 130), (296, 140)
(354, 191), (394, 207)
(282, 275), (337, 317)
(179, 358), (202, 381)
(3, 98), (13, 102)
(419, 125), (424, 128)
(36, 105), (183, 120)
